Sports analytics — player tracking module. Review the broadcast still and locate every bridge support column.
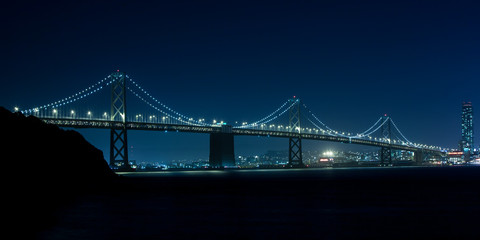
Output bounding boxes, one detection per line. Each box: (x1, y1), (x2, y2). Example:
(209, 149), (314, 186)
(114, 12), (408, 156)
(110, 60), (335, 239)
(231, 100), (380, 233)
(380, 147), (392, 166)
(209, 125), (235, 168)
(379, 116), (392, 166)
(110, 126), (129, 168)
(288, 136), (303, 167)
(109, 71), (130, 170)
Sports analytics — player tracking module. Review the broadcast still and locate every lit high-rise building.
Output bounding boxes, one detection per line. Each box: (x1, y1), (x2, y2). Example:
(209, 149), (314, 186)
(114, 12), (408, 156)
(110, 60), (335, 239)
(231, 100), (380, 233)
(461, 102), (474, 153)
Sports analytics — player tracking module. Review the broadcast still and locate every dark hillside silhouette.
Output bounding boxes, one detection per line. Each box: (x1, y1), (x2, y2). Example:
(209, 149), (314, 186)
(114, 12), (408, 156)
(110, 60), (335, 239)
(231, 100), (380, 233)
(0, 106), (116, 235)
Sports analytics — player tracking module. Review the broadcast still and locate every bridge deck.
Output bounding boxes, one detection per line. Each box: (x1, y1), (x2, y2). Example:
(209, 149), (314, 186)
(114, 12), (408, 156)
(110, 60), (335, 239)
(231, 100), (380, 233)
(40, 118), (443, 154)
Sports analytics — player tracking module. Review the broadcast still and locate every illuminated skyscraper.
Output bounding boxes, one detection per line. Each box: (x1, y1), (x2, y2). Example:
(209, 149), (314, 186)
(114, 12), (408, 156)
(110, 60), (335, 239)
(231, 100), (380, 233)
(461, 102), (474, 154)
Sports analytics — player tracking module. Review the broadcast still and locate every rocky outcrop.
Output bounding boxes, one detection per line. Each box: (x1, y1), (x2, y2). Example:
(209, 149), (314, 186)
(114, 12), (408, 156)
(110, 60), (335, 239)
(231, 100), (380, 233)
(0, 106), (117, 233)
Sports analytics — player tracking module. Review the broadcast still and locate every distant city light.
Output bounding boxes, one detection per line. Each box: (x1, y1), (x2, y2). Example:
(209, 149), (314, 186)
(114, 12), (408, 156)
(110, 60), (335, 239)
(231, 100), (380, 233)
(323, 151), (334, 157)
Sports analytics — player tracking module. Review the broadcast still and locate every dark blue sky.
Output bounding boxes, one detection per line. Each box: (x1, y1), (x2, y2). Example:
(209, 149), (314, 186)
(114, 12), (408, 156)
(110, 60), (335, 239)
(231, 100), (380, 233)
(1, 1), (479, 162)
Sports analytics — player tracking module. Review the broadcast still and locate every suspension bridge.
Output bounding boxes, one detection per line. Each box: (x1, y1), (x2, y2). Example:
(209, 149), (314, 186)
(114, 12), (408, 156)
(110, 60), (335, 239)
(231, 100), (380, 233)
(19, 71), (447, 169)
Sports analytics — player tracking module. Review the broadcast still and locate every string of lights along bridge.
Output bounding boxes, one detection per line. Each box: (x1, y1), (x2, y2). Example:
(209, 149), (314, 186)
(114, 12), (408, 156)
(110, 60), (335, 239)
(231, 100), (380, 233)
(19, 71), (447, 169)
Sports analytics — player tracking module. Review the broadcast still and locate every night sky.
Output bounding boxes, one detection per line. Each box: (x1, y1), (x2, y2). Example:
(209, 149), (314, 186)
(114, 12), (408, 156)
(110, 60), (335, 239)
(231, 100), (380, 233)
(1, 1), (479, 162)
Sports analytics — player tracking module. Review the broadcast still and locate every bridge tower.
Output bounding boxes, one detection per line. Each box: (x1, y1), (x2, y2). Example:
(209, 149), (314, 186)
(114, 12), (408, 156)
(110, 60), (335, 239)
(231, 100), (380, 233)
(380, 115), (392, 166)
(109, 71), (130, 170)
(288, 97), (303, 167)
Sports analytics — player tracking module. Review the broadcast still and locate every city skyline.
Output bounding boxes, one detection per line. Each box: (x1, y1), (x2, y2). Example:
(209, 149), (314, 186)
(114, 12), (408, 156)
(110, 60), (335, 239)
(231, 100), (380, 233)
(2, 1), (480, 162)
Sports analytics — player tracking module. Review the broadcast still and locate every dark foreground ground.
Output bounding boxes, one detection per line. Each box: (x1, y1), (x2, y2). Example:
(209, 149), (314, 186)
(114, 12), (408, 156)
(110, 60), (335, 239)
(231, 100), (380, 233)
(37, 167), (480, 240)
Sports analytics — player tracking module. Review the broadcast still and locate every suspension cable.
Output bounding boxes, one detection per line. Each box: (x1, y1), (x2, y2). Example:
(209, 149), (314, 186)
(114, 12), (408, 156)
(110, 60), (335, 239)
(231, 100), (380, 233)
(127, 86), (207, 126)
(126, 75), (205, 126)
(357, 117), (383, 136)
(236, 100), (293, 128)
(390, 118), (413, 145)
(301, 103), (362, 137)
(21, 75), (112, 114)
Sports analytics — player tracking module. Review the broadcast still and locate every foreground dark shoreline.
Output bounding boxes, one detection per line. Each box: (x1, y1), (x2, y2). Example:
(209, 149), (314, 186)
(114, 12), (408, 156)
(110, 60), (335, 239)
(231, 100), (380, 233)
(38, 166), (480, 240)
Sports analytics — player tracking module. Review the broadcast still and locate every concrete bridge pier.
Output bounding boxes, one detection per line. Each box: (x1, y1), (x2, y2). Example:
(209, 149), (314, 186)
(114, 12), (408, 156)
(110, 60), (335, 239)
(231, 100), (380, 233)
(209, 125), (235, 168)
(414, 151), (424, 165)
